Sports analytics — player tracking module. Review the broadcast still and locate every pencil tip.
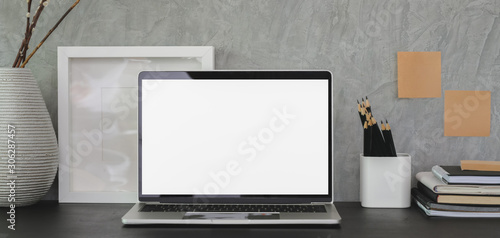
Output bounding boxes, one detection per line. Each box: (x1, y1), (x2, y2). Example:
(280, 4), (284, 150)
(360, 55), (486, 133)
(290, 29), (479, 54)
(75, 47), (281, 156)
(362, 98), (364, 102)
(366, 96), (368, 99)
(357, 99), (360, 104)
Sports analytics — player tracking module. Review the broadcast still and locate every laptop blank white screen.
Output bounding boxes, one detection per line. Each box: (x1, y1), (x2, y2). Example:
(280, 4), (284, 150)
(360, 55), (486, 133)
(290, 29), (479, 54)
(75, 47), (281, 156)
(141, 79), (329, 195)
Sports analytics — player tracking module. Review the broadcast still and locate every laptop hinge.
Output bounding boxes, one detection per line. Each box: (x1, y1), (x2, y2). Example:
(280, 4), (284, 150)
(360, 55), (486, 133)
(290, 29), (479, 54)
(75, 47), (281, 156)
(311, 202), (328, 205)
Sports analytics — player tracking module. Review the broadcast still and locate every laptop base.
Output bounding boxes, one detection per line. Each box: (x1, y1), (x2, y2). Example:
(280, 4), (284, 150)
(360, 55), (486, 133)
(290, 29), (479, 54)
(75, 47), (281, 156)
(122, 203), (341, 225)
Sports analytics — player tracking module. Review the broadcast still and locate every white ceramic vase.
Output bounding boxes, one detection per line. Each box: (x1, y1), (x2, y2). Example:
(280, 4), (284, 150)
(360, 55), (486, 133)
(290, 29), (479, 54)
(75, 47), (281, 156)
(0, 68), (58, 207)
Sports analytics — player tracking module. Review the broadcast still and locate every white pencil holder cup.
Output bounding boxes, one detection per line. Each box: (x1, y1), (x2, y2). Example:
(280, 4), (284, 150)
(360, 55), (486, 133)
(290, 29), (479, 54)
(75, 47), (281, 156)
(360, 153), (411, 208)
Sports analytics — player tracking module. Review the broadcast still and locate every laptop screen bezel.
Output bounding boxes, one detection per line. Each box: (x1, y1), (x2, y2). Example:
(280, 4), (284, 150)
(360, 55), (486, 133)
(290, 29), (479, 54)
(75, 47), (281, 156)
(138, 70), (333, 204)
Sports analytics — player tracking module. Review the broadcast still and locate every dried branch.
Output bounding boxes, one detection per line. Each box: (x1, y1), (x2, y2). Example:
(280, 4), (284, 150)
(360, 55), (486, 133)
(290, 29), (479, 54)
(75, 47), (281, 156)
(12, 0), (33, 67)
(21, 0), (33, 63)
(21, 0), (81, 68)
(13, 0), (48, 67)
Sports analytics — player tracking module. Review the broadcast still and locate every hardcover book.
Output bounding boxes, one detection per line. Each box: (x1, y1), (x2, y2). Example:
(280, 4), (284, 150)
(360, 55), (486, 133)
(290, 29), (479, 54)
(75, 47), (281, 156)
(416, 172), (500, 195)
(432, 165), (500, 184)
(461, 160), (500, 172)
(417, 182), (500, 205)
(413, 199), (500, 218)
(411, 188), (500, 212)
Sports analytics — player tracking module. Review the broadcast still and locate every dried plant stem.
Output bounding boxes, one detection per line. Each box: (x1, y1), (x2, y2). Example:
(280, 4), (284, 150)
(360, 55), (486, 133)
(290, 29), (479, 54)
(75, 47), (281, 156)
(12, 40), (27, 68)
(21, 0), (81, 68)
(12, 0), (33, 67)
(13, 0), (47, 67)
(21, 0), (33, 63)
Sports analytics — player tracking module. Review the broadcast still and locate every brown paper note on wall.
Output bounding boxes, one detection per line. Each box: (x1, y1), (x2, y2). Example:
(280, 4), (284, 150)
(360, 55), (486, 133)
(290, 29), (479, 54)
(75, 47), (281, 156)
(444, 90), (491, 137)
(397, 52), (441, 98)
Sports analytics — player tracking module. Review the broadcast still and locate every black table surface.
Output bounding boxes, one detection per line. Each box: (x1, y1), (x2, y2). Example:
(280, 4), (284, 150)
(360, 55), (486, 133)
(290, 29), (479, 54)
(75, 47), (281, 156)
(2, 202), (500, 238)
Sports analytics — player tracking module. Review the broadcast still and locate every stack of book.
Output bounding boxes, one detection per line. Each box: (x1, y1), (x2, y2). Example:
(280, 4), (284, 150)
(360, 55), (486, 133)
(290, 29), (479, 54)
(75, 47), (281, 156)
(412, 161), (500, 217)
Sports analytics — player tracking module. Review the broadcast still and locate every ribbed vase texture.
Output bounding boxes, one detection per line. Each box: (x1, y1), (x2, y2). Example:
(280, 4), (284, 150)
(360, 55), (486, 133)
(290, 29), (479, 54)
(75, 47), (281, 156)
(0, 68), (58, 207)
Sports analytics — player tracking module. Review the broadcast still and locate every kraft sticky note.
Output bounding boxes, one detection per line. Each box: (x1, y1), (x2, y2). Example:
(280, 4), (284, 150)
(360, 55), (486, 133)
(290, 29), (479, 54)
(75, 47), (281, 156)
(397, 52), (441, 98)
(444, 90), (491, 137)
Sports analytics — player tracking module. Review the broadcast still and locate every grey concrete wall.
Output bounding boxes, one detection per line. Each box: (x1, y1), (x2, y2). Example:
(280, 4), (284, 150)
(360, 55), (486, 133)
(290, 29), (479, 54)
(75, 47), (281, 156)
(1, 0), (499, 201)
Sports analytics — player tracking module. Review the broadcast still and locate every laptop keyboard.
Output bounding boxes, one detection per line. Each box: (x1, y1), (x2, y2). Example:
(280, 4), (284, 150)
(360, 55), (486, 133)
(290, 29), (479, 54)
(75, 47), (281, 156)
(140, 204), (327, 213)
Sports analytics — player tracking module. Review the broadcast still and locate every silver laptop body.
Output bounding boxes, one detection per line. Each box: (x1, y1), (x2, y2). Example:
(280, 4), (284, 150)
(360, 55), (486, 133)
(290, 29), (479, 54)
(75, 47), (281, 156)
(122, 70), (341, 225)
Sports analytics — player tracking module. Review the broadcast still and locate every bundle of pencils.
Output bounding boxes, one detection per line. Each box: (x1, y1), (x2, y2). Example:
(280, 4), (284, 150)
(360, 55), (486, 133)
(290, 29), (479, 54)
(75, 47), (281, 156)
(357, 97), (397, 157)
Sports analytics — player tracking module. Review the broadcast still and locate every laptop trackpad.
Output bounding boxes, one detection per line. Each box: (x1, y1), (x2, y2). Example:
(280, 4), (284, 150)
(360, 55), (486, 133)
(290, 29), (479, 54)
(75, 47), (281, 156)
(183, 212), (280, 220)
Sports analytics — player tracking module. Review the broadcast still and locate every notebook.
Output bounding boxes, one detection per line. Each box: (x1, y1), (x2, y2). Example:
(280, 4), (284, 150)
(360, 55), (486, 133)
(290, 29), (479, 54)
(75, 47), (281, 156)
(122, 70), (341, 225)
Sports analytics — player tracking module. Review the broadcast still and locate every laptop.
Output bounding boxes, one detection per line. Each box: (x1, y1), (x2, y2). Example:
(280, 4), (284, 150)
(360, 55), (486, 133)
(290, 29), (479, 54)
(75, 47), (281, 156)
(122, 70), (341, 225)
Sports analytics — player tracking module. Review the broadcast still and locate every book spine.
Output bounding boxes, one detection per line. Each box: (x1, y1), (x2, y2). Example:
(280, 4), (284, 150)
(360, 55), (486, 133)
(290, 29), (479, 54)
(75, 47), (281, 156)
(412, 187), (500, 212)
(411, 188), (432, 209)
(431, 165), (449, 184)
(417, 182), (439, 202)
(416, 172), (440, 192)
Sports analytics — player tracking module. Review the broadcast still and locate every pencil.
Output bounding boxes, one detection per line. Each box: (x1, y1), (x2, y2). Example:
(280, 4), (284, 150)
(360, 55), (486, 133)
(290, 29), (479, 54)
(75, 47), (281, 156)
(363, 121), (369, 155)
(367, 115), (373, 156)
(370, 116), (388, 156)
(380, 121), (393, 156)
(356, 97), (397, 157)
(385, 120), (397, 156)
(365, 96), (371, 113)
(357, 100), (365, 127)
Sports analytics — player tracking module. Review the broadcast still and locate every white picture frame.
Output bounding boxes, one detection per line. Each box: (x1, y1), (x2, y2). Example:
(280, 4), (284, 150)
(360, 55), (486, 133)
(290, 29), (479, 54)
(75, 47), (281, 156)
(58, 46), (215, 203)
